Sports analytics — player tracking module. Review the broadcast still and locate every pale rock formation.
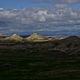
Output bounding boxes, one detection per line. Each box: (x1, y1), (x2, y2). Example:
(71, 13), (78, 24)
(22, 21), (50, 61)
(5, 34), (23, 42)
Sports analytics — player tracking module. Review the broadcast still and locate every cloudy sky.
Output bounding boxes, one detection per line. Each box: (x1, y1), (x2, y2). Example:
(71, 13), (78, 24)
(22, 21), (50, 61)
(0, 0), (80, 35)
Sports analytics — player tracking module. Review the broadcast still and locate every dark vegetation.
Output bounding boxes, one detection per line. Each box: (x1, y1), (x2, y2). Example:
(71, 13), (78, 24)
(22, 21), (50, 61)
(0, 36), (80, 80)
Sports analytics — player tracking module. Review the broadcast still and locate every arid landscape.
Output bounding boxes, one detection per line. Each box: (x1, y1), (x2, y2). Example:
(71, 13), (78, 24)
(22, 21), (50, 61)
(0, 33), (80, 80)
(0, 0), (80, 80)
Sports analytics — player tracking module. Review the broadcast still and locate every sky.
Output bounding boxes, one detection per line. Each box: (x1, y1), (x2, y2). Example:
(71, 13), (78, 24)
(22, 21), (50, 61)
(0, 0), (80, 9)
(0, 0), (52, 9)
(0, 0), (80, 35)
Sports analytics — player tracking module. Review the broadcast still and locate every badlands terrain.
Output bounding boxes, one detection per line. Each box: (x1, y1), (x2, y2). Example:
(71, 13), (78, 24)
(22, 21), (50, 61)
(0, 33), (80, 80)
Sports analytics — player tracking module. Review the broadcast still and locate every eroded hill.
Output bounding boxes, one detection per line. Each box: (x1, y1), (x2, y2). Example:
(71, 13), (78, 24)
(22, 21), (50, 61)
(0, 36), (80, 80)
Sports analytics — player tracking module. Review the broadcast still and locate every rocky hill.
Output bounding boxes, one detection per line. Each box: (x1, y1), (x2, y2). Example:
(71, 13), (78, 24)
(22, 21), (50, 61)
(0, 36), (80, 80)
(0, 35), (80, 54)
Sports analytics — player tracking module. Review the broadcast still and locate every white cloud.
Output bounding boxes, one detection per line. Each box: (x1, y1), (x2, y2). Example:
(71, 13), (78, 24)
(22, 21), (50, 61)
(33, 0), (80, 4)
(61, 0), (80, 3)
(0, 6), (80, 34)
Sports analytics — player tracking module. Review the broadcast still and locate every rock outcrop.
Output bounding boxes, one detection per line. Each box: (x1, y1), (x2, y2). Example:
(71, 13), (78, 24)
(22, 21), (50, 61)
(25, 33), (48, 42)
(5, 34), (23, 42)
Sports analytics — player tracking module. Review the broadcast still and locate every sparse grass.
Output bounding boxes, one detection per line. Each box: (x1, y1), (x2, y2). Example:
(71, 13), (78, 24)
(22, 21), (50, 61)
(0, 47), (80, 80)
(0, 36), (80, 80)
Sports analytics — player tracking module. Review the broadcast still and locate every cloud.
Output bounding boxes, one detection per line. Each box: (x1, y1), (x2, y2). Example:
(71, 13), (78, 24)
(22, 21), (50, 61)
(0, 6), (80, 35)
(61, 0), (80, 3)
(33, 0), (80, 4)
